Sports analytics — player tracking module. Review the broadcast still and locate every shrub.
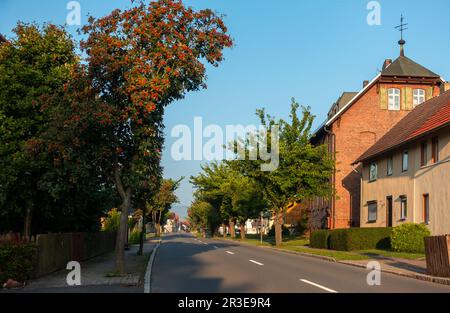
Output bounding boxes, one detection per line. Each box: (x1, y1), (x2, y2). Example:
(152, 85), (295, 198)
(391, 223), (431, 253)
(295, 210), (309, 237)
(0, 243), (37, 285)
(310, 230), (330, 249)
(128, 230), (141, 245)
(328, 228), (393, 251)
(268, 225), (291, 237)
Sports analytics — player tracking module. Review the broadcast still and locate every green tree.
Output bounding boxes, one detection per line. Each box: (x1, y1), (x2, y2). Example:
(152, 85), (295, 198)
(50, 0), (232, 273)
(0, 23), (81, 237)
(146, 178), (182, 237)
(188, 200), (220, 238)
(231, 99), (334, 246)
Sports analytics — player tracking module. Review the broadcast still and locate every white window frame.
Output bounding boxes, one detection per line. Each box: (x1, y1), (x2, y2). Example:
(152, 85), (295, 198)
(388, 88), (401, 111)
(402, 151), (409, 172)
(368, 202), (378, 223)
(387, 156), (393, 176)
(413, 89), (426, 107)
(400, 196), (408, 220)
(369, 162), (378, 182)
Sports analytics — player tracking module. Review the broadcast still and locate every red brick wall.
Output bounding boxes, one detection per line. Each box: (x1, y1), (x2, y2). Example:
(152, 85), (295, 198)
(329, 82), (441, 229)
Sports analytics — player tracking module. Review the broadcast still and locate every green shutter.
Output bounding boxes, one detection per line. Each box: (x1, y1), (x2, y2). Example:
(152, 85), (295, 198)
(427, 87), (434, 100)
(402, 88), (407, 110)
(405, 87), (413, 110)
(380, 86), (387, 110)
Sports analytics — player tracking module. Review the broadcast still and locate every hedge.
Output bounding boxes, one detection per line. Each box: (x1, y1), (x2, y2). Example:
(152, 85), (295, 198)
(0, 243), (37, 285)
(329, 227), (393, 251)
(310, 230), (330, 249)
(391, 223), (430, 253)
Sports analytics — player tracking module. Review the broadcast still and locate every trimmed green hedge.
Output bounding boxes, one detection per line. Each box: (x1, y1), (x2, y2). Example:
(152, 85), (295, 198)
(310, 228), (393, 251)
(310, 230), (330, 249)
(329, 228), (393, 251)
(391, 223), (430, 253)
(0, 243), (37, 285)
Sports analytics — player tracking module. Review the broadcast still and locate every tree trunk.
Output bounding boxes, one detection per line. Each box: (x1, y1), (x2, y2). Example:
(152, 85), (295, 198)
(274, 211), (284, 247)
(114, 165), (132, 274)
(222, 223), (227, 238)
(138, 213), (146, 256)
(240, 224), (246, 240)
(229, 219), (236, 238)
(23, 203), (33, 241)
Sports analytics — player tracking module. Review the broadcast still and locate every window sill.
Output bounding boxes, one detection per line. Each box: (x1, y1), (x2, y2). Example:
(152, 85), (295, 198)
(367, 221), (377, 224)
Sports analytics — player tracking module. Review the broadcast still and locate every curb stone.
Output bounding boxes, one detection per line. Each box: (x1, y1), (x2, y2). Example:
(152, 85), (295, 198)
(144, 239), (162, 294)
(339, 260), (450, 286)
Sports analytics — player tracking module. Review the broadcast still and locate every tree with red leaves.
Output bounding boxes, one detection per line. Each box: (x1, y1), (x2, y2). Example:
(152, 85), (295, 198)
(65, 0), (233, 273)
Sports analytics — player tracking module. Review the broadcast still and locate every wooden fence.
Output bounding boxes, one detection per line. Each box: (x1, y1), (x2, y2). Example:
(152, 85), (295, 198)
(424, 235), (450, 278)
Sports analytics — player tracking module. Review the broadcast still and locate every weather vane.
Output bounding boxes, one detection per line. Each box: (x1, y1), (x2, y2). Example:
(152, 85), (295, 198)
(395, 15), (408, 56)
(395, 15), (408, 42)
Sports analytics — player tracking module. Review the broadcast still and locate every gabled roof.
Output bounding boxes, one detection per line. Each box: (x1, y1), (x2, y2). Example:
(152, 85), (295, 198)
(381, 55), (440, 78)
(354, 90), (450, 164)
(336, 92), (358, 110)
(326, 73), (381, 126)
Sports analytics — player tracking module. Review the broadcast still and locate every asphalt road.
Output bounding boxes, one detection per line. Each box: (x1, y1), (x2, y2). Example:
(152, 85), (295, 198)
(151, 233), (450, 293)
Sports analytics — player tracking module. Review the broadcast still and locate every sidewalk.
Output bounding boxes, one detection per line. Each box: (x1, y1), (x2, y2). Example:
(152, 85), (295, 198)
(18, 242), (156, 292)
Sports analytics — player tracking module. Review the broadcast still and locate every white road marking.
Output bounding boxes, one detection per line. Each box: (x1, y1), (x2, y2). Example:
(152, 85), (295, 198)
(249, 260), (264, 266)
(226, 251), (235, 255)
(213, 246), (219, 249)
(203, 242), (208, 245)
(300, 279), (338, 293)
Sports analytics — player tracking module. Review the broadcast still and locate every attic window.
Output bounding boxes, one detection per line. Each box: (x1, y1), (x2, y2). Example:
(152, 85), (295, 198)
(388, 88), (401, 111)
(413, 89), (426, 107)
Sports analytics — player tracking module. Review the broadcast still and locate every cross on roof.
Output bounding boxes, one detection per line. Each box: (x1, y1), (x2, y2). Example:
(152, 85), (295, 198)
(395, 15), (408, 56)
(395, 15), (408, 42)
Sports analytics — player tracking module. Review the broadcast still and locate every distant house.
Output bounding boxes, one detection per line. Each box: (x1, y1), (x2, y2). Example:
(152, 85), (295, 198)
(295, 40), (446, 231)
(354, 90), (450, 235)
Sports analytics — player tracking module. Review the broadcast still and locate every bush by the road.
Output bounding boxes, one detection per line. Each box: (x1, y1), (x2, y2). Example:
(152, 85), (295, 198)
(268, 225), (290, 237)
(0, 243), (37, 285)
(129, 230), (141, 245)
(310, 230), (330, 249)
(391, 223), (430, 253)
(328, 227), (393, 251)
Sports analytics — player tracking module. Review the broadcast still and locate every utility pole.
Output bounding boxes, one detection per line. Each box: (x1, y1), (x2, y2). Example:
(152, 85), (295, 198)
(260, 211), (264, 244)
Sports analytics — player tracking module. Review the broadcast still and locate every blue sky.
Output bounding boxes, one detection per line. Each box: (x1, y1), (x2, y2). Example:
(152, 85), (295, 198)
(1, 0), (450, 218)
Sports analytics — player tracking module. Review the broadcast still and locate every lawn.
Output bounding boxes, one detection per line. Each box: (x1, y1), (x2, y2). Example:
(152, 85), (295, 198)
(218, 234), (425, 261)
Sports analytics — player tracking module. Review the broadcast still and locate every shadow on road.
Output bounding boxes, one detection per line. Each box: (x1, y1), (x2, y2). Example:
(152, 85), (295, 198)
(151, 234), (257, 293)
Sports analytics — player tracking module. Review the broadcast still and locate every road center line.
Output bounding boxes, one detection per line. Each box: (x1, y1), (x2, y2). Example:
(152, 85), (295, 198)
(226, 251), (235, 255)
(249, 260), (264, 266)
(300, 279), (338, 293)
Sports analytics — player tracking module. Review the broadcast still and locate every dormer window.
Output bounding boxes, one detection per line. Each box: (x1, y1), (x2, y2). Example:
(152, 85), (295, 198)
(413, 89), (426, 107)
(388, 88), (401, 111)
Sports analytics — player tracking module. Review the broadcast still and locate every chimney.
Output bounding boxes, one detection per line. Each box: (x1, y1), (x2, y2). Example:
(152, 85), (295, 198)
(382, 59), (392, 70)
(442, 82), (450, 94)
(363, 80), (370, 88)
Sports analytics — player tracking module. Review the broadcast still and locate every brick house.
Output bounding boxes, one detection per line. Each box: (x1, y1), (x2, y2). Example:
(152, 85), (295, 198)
(292, 42), (446, 230)
(354, 90), (450, 235)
